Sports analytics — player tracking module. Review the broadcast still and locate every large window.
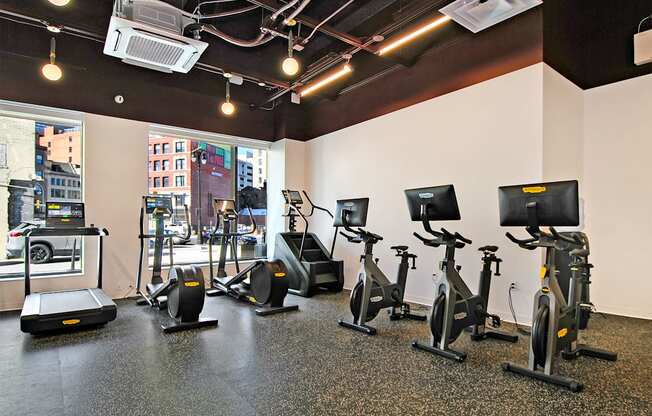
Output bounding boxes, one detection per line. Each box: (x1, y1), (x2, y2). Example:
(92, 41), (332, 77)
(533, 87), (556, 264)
(147, 134), (267, 267)
(0, 115), (83, 279)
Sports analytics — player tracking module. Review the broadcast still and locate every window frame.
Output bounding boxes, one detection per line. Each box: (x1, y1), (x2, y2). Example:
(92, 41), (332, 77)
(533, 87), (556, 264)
(148, 124), (270, 268)
(0, 99), (85, 281)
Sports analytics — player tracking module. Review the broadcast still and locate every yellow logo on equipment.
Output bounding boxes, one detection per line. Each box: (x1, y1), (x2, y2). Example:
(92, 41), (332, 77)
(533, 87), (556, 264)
(522, 186), (546, 194)
(247, 296), (257, 303)
(558, 328), (568, 338)
(539, 266), (547, 279)
(274, 272), (286, 278)
(184, 281), (200, 287)
(62, 319), (81, 325)
(542, 287), (550, 293)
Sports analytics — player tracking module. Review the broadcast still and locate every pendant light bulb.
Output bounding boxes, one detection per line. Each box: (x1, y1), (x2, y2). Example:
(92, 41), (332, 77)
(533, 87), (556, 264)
(282, 30), (300, 76)
(41, 37), (62, 81)
(220, 81), (235, 116)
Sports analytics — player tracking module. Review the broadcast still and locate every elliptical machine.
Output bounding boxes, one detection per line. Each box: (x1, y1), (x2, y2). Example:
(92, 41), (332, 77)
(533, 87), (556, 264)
(499, 180), (617, 392)
(407, 185), (518, 362)
(136, 195), (218, 333)
(336, 198), (425, 335)
(206, 199), (298, 316)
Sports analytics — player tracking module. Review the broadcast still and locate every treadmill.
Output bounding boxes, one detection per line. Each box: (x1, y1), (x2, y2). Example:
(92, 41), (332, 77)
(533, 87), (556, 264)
(20, 202), (117, 334)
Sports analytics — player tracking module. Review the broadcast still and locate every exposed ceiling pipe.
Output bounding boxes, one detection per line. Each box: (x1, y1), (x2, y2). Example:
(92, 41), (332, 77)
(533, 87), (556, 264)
(271, 0), (300, 21)
(301, 0), (353, 46)
(283, 0), (311, 25)
(196, 4), (260, 19)
(200, 23), (275, 47)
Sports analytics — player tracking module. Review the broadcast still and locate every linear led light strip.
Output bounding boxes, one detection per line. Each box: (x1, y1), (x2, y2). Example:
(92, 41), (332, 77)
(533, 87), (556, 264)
(378, 15), (452, 56)
(300, 64), (353, 97)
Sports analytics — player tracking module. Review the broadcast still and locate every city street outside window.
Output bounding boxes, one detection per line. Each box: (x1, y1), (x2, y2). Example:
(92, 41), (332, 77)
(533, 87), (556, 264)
(0, 115), (83, 279)
(147, 134), (267, 267)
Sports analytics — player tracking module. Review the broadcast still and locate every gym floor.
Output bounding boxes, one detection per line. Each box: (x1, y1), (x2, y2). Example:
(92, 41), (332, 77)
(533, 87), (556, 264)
(1, 292), (650, 416)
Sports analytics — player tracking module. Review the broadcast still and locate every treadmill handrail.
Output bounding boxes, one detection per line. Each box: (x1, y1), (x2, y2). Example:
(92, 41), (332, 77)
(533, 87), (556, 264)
(24, 227), (108, 296)
(25, 227), (107, 237)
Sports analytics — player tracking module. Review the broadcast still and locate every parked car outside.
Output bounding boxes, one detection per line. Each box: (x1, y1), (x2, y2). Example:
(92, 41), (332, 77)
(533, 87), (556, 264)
(6, 221), (81, 264)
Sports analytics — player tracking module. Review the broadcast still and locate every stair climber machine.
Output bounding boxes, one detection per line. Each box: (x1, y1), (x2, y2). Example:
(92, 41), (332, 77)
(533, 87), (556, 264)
(136, 195), (218, 333)
(21, 202), (116, 334)
(206, 199), (298, 316)
(275, 190), (344, 297)
(336, 197), (426, 335)
(499, 180), (617, 392)
(407, 185), (518, 362)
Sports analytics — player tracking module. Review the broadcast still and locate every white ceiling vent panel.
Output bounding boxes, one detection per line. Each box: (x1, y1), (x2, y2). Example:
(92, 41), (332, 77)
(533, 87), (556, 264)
(440, 0), (542, 33)
(104, 0), (208, 73)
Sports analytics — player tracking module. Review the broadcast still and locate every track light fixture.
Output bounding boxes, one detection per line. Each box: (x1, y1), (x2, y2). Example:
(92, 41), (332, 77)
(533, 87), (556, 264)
(46, 24), (62, 33)
(300, 64), (352, 97)
(378, 15), (452, 56)
(282, 30), (300, 76)
(220, 81), (235, 116)
(48, 0), (71, 6)
(41, 37), (62, 82)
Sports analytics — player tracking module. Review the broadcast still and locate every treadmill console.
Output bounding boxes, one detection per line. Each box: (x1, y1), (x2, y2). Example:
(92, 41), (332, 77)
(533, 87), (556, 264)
(46, 202), (86, 228)
(144, 195), (173, 215)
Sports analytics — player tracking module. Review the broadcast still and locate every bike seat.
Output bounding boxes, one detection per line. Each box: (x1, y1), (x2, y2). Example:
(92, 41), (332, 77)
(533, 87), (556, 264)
(390, 245), (408, 251)
(570, 248), (589, 257)
(478, 245), (499, 253)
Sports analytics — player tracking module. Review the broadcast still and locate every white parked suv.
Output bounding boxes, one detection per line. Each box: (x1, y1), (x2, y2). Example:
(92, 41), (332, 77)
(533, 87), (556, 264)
(6, 221), (81, 264)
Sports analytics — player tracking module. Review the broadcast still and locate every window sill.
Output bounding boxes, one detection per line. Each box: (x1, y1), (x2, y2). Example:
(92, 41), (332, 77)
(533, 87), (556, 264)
(0, 270), (85, 282)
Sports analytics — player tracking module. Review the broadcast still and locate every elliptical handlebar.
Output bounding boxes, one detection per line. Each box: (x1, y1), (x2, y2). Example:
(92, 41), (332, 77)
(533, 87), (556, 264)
(302, 191), (334, 219)
(212, 205), (256, 237)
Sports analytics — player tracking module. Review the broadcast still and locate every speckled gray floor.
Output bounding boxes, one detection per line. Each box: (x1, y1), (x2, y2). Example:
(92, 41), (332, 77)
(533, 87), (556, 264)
(0, 291), (650, 416)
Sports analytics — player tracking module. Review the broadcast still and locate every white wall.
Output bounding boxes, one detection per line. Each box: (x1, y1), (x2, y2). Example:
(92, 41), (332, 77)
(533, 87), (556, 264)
(266, 139), (307, 258)
(542, 64), (584, 183)
(304, 64), (545, 324)
(582, 73), (652, 319)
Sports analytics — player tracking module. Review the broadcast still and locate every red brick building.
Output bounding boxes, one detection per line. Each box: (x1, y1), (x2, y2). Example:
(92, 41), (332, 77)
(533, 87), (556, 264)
(148, 136), (233, 235)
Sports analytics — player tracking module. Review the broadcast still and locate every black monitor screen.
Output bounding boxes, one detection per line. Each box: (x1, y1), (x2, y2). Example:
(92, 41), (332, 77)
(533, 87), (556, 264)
(404, 185), (461, 221)
(333, 198), (369, 227)
(283, 190), (303, 205)
(144, 195), (172, 214)
(213, 199), (236, 214)
(46, 202), (85, 228)
(498, 180), (579, 227)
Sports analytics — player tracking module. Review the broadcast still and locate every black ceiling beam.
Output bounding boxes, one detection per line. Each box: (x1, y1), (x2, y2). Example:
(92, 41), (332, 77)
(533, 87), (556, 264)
(245, 0), (376, 53)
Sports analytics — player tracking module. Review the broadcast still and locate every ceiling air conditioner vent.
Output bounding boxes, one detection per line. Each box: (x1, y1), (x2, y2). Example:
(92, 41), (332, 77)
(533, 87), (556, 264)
(125, 31), (186, 67)
(440, 0), (542, 33)
(104, 0), (208, 73)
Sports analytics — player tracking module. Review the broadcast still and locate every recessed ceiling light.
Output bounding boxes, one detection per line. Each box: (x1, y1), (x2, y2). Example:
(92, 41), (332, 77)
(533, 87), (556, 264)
(48, 0), (71, 6)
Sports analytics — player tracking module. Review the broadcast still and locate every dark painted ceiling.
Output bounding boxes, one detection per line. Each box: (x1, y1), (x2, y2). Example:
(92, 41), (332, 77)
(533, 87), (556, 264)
(0, 0), (545, 141)
(544, 0), (652, 90)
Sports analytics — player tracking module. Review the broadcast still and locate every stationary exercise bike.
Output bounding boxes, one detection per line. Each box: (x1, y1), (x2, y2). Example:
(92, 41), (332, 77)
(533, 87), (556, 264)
(206, 199), (298, 316)
(336, 198), (425, 335)
(136, 195), (218, 333)
(407, 185), (517, 362)
(499, 180), (617, 392)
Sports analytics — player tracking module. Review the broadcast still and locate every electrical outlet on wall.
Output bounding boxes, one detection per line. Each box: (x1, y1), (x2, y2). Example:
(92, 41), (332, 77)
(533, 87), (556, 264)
(510, 282), (518, 290)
